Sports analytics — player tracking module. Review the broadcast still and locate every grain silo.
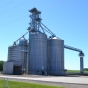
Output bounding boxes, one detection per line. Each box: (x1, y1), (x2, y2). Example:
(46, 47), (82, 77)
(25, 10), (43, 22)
(7, 45), (21, 62)
(4, 45), (22, 74)
(29, 32), (47, 75)
(19, 37), (28, 73)
(48, 37), (65, 75)
(28, 8), (48, 75)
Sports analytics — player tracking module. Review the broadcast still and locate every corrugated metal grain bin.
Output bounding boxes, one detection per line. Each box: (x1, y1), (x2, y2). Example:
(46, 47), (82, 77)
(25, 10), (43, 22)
(29, 32), (47, 75)
(48, 37), (65, 75)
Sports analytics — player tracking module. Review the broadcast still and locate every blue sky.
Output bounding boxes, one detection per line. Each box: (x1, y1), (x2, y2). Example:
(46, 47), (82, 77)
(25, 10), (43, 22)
(0, 0), (88, 70)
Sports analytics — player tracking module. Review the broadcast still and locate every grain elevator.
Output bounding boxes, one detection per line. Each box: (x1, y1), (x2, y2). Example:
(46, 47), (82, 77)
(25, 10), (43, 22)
(3, 8), (84, 75)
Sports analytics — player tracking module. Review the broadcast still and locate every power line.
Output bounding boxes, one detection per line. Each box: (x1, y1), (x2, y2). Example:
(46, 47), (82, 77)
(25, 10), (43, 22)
(0, 0), (15, 9)
(0, 15), (28, 26)
(0, 0), (29, 15)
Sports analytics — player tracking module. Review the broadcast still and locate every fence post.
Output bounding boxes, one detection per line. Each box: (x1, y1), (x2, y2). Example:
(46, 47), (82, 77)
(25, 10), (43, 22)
(4, 78), (8, 88)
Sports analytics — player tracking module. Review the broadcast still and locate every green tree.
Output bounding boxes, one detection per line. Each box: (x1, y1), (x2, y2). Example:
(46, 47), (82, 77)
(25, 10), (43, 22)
(0, 61), (3, 71)
(84, 68), (88, 71)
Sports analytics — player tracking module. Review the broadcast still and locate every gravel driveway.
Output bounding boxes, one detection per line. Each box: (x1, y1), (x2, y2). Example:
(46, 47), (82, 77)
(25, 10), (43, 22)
(0, 74), (88, 88)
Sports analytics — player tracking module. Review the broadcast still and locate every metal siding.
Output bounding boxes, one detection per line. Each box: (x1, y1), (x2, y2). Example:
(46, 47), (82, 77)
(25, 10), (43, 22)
(19, 38), (27, 46)
(3, 62), (13, 74)
(80, 57), (84, 73)
(48, 38), (65, 75)
(26, 46), (29, 74)
(29, 32), (47, 74)
(8, 46), (21, 61)
(20, 45), (27, 71)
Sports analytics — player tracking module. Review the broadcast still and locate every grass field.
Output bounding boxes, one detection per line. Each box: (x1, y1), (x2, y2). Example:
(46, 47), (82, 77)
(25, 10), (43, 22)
(66, 70), (80, 73)
(0, 79), (64, 88)
(66, 70), (88, 73)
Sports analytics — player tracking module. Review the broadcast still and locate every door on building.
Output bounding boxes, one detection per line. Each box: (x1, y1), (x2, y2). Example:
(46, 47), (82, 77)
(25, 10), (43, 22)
(13, 66), (22, 75)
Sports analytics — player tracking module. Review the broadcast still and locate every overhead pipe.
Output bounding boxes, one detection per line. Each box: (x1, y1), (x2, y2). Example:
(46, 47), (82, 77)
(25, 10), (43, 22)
(64, 45), (84, 74)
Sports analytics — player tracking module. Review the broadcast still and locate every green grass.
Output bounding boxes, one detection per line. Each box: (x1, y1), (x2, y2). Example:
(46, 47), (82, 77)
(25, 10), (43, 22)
(0, 79), (64, 88)
(66, 70), (88, 73)
(66, 70), (80, 73)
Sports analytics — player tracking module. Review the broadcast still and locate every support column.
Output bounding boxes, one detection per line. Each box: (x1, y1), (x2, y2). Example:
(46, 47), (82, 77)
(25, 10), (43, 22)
(80, 57), (84, 74)
(79, 51), (84, 75)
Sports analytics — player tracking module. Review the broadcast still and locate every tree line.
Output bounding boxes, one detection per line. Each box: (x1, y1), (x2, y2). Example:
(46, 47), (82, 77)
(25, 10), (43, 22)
(0, 61), (3, 71)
